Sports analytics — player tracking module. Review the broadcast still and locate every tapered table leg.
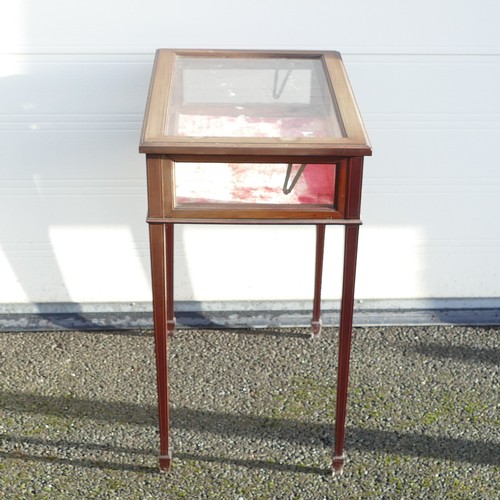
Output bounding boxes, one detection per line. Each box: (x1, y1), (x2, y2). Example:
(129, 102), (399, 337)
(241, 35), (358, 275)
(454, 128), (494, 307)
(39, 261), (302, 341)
(149, 223), (174, 471)
(311, 224), (326, 337)
(332, 225), (359, 476)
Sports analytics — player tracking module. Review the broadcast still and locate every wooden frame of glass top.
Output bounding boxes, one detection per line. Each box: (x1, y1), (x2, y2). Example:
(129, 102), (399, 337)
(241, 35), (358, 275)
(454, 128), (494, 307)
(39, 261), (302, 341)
(141, 49), (370, 159)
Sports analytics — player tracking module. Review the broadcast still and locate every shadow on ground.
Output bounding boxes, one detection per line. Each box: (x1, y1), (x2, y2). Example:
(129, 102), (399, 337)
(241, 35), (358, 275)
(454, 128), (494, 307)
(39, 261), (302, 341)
(1, 390), (497, 474)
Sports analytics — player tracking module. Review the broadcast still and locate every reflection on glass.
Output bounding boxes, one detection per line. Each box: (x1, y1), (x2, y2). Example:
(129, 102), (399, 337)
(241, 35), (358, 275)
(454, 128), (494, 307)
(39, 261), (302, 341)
(175, 163), (337, 205)
(167, 56), (345, 139)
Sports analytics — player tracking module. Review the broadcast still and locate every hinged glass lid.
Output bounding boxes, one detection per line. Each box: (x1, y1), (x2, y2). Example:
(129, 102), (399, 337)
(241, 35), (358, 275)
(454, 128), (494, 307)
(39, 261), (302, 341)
(166, 56), (345, 139)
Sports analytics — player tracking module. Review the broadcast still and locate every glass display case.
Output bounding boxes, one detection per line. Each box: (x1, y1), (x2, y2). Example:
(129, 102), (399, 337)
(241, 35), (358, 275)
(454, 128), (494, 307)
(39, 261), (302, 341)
(140, 49), (371, 476)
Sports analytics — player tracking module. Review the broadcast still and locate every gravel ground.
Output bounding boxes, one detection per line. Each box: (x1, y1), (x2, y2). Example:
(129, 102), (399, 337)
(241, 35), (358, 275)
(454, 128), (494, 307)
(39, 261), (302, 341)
(0, 325), (498, 498)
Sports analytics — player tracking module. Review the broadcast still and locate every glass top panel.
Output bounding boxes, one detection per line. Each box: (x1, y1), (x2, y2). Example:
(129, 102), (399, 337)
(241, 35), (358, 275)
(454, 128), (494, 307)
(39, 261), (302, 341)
(167, 56), (345, 139)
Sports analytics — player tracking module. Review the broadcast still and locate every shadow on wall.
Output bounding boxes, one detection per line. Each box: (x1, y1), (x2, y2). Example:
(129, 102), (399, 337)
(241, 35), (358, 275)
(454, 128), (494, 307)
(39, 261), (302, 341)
(0, 59), (160, 326)
(3, 57), (498, 329)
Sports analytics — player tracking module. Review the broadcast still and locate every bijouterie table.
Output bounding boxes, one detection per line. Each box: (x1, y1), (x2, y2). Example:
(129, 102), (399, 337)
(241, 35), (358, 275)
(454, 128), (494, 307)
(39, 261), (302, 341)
(139, 49), (371, 475)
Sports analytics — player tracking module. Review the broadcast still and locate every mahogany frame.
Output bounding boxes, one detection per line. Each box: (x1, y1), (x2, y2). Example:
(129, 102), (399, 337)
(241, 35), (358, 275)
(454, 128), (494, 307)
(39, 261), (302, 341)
(140, 49), (371, 476)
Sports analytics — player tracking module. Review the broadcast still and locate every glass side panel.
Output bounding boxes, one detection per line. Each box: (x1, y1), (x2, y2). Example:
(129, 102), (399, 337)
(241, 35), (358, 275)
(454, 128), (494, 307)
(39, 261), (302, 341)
(167, 56), (345, 139)
(174, 163), (336, 206)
